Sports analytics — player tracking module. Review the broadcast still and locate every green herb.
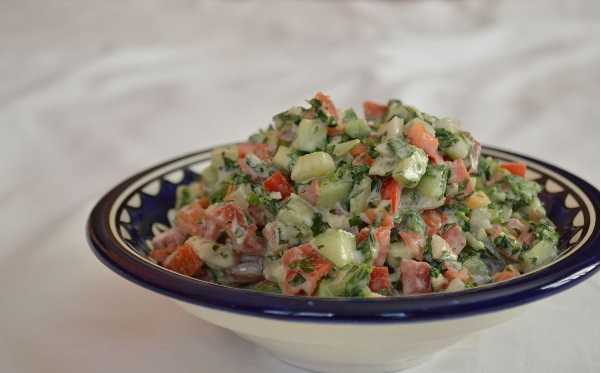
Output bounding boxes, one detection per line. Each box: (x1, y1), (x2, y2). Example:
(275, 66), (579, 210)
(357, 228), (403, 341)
(231, 172), (251, 185)
(289, 258), (315, 273)
(252, 281), (281, 294)
(210, 184), (229, 203)
(342, 264), (372, 297)
(532, 218), (559, 244)
(223, 156), (238, 171)
(273, 110), (302, 128)
(349, 215), (363, 227)
(290, 273), (306, 286)
(350, 165), (370, 185)
(176, 187), (193, 209)
(395, 209), (426, 235)
(435, 128), (459, 149)
(248, 191), (279, 215)
(502, 175), (542, 209)
(308, 98), (337, 126)
(429, 265), (442, 278)
(311, 213), (329, 236)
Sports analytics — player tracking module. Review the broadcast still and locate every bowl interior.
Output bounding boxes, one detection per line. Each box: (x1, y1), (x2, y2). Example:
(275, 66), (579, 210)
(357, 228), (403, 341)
(116, 148), (594, 273)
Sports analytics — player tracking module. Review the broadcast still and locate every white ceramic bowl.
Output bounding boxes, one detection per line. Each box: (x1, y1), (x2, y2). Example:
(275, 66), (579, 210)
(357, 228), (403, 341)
(87, 146), (599, 372)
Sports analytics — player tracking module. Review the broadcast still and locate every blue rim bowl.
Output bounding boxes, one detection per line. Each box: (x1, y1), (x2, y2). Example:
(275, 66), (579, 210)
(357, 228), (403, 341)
(86, 145), (599, 323)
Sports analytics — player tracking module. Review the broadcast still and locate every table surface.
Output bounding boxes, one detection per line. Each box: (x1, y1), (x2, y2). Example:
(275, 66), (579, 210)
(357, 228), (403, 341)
(0, 1), (599, 372)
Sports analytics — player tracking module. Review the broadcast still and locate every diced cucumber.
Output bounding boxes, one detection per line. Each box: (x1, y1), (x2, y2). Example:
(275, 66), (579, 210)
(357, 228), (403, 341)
(345, 118), (371, 138)
(383, 116), (404, 138)
(462, 256), (491, 285)
(263, 258), (285, 284)
(434, 117), (461, 131)
(398, 189), (445, 210)
(211, 146), (239, 168)
(291, 151), (335, 182)
(520, 239), (558, 272)
(333, 139), (360, 157)
(292, 119), (327, 152)
(318, 179), (353, 209)
(273, 145), (293, 171)
(444, 137), (471, 160)
(385, 100), (410, 122)
(431, 234), (457, 261)
(200, 165), (218, 188)
(277, 194), (314, 228)
(186, 236), (236, 269)
(417, 165), (449, 199)
(313, 229), (358, 267)
(317, 264), (371, 297)
(393, 148), (428, 188)
(349, 176), (372, 214)
(342, 108), (358, 122)
(387, 241), (415, 268)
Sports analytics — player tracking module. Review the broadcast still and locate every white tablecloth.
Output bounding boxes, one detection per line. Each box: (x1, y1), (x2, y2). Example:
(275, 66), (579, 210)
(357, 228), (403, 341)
(1, 1), (598, 372)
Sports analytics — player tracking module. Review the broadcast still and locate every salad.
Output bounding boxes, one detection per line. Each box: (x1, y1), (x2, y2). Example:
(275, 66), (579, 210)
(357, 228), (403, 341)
(149, 93), (559, 297)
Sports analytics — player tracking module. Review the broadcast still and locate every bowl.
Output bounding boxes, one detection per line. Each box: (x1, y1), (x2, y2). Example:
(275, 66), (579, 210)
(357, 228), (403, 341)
(87, 145), (599, 373)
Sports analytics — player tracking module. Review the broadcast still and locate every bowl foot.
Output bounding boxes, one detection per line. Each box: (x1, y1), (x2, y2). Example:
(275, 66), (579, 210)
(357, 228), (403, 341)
(269, 350), (426, 373)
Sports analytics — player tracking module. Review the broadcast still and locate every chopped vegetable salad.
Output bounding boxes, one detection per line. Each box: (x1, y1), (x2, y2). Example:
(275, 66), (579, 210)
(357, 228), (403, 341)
(149, 93), (559, 297)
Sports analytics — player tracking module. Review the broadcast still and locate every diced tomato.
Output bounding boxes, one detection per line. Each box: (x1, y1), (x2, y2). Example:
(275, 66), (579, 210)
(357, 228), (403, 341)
(149, 228), (186, 263)
(518, 231), (534, 246)
(238, 143), (272, 161)
(400, 259), (432, 295)
(282, 244), (333, 296)
(399, 231), (425, 260)
(380, 213), (394, 228)
(363, 100), (388, 121)
(240, 224), (265, 256)
(350, 143), (369, 157)
(449, 159), (474, 195)
(405, 122), (444, 164)
(198, 196), (210, 209)
(422, 209), (443, 236)
(443, 263), (469, 283)
(352, 153), (374, 166)
(356, 227), (370, 243)
(373, 227), (391, 266)
(381, 177), (402, 215)
(263, 171), (294, 199)
(506, 218), (533, 246)
(163, 243), (203, 276)
(196, 203), (264, 255)
(175, 200), (206, 236)
(299, 179), (320, 206)
(500, 162), (527, 177)
(369, 266), (391, 292)
(493, 265), (520, 282)
(364, 208), (378, 225)
(350, 143), (374, 166)
(327, 126), (345, 137)
(315, 92), (339, 120)
(441, 224), (467, 255)
(506, 218), (528, 235)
